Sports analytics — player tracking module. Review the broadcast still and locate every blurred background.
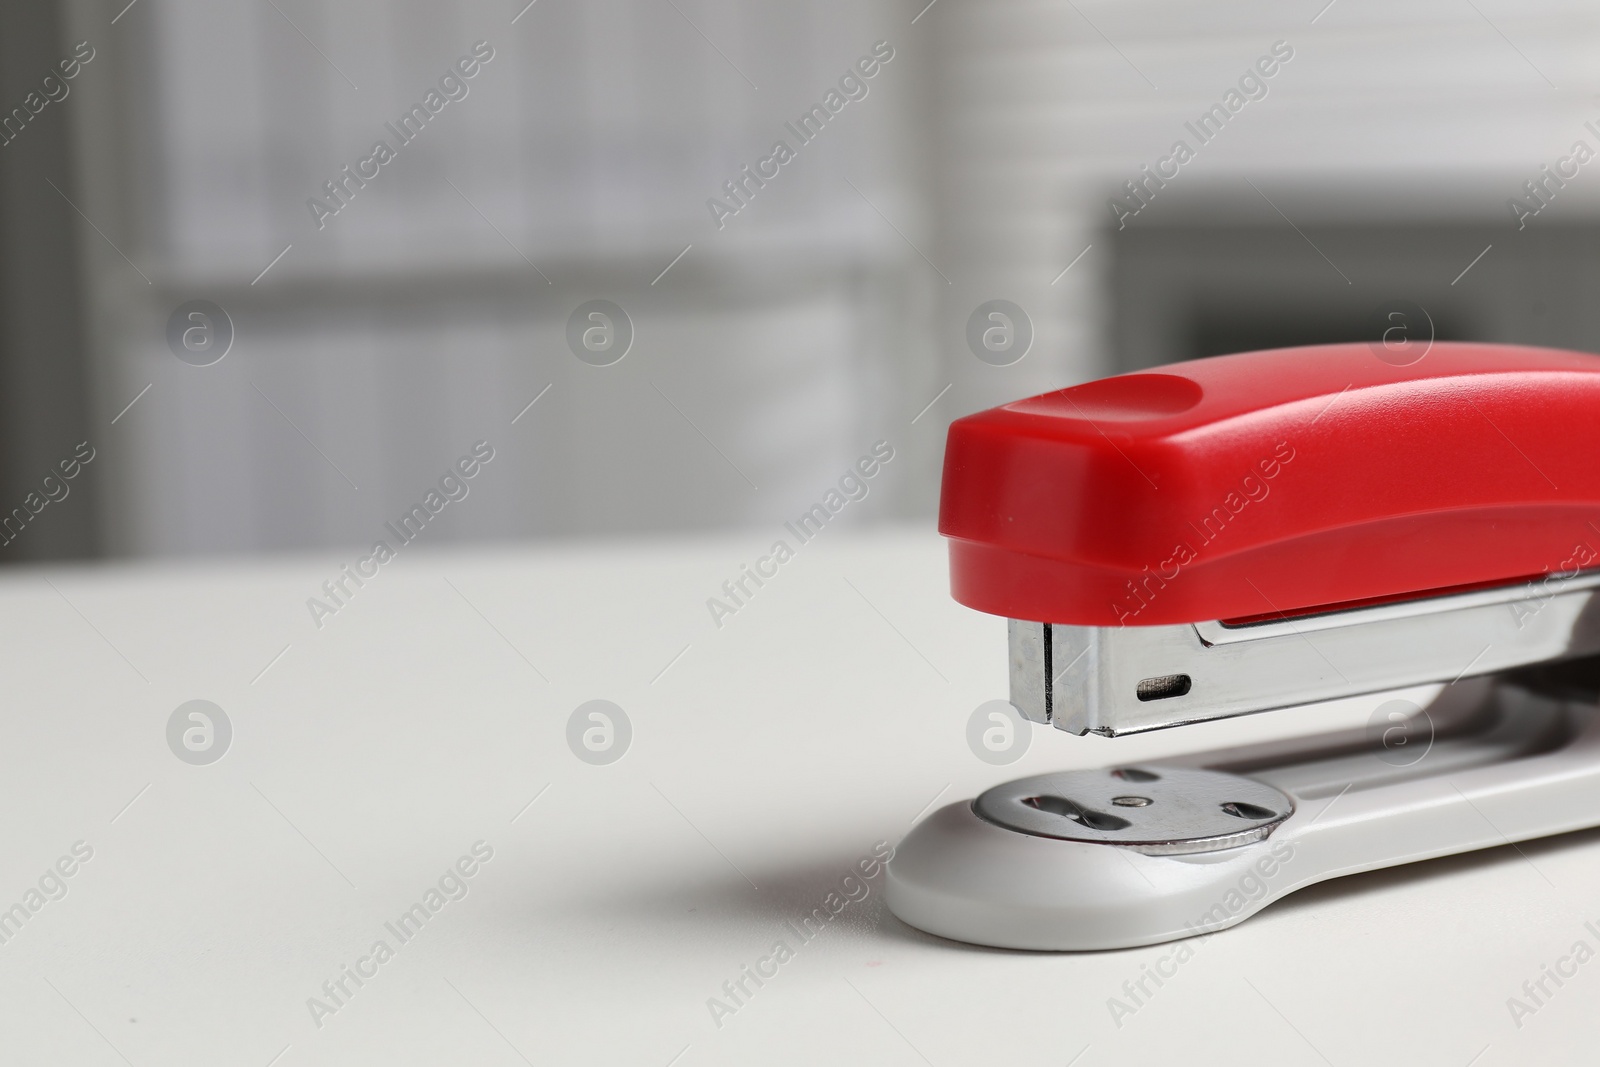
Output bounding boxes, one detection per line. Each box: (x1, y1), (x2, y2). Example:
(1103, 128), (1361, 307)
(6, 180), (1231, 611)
(4, 0), (1600, 564)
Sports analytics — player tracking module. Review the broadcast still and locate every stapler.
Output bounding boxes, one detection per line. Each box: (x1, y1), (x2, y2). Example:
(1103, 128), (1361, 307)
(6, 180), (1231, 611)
(887, 341), (1600, 950)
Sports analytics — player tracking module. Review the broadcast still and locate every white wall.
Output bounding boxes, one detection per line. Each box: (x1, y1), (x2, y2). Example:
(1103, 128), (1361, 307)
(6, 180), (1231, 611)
(56, 0), (1600, 558)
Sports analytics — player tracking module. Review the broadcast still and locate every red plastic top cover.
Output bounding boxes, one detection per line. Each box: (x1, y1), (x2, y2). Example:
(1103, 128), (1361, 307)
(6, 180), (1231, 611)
(941, 342), (1600, 626)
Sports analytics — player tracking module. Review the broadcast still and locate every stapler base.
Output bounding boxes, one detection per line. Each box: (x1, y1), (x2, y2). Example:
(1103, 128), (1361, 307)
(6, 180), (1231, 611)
(887, 677), (1597, 950)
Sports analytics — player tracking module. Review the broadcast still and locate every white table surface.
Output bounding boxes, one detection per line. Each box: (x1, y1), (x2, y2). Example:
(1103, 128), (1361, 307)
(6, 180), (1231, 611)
(1, 525), (1594, 1066)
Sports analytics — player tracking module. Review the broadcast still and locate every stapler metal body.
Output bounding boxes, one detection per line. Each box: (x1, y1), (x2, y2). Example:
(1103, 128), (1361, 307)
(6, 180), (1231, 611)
(887, 342), (1600, 949)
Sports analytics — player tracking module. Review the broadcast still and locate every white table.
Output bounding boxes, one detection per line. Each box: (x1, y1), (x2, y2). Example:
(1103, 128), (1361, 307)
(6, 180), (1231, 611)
(1, 527), (1591, 1065)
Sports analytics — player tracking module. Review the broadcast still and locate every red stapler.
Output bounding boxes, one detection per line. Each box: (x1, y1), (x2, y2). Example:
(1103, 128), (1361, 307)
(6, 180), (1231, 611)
(887, 342), (1600, 949)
